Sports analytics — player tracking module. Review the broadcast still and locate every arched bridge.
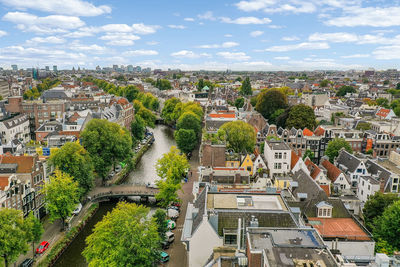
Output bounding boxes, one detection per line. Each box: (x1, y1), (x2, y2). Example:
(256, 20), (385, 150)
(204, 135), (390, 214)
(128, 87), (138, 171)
(89, 184), (159, 202)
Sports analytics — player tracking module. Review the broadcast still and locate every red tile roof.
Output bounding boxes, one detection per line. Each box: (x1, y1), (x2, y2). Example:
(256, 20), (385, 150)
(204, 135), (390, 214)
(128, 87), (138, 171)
(321, 158), (342, 182)
(320, 184), (331, 196)
(303, 128), (314, 137)
(314, 126), (325, 136)
(1, 155), (35, 173)
(209, 113), (236, 119)
(291, 150), (300, 170)
(0, 176), (9, 190)
(308, 218), (370, 241)
(304, 158), (321, 180)
(376, 108), (390, 118)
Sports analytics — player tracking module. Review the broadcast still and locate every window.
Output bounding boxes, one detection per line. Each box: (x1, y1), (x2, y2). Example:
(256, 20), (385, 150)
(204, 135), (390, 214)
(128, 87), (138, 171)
(394, 178), (399, 184)
(274, 163), (282, 170)
(224, 234), (237, 245)
(274, 152), (282, 159)
(393, 185), (398, 192)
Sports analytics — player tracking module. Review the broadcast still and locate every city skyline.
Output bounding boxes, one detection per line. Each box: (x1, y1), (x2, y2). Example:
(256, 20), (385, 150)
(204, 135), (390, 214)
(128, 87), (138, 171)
(0, 0), (399, 71)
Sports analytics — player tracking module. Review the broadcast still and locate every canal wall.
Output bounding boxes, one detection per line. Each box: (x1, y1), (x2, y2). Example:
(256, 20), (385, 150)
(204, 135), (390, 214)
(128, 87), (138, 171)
(36, 203), (99, 267)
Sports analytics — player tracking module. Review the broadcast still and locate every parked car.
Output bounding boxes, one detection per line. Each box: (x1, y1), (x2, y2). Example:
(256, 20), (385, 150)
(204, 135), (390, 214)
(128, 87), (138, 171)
(115, 165), (122, 172)
(72, 203), (82, 215)
(146, 182), (158, 189)
(167, 205), (179, 212)
(19, 258), (33, 267)
(165, 231), (175, 243)
(167, 219), (176, 230)
(161, 240), (170, 249)
(171, 202), (181, 209)
(167, 208), (179, 220)
(36, 241), (49, 254)
(160, 251), (169, 263)
(109, 171), (115, 178)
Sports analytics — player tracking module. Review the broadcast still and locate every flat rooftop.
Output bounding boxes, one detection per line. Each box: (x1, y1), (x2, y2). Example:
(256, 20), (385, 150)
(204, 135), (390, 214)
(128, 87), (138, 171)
(267, 141), (290, 150)
(378, 159), (400, 174)
(207, 193), (287, 211)
(308, 217), (371, 241)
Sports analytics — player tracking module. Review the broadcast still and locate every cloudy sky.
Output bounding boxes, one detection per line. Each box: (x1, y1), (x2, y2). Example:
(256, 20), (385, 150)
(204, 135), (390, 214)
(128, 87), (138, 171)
(0, 0), (399, 71)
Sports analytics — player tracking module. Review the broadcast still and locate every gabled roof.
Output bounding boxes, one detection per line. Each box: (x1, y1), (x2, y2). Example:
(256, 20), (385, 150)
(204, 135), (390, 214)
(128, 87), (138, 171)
(336, 150), (361, 173)
(290, 150), (300, 170)
(321, 158), (342, 182)
(314, 126), (325, 136)
(304, 158), (321, 180)
(303, 128), (314, 137)
(209, 113), (236, 119)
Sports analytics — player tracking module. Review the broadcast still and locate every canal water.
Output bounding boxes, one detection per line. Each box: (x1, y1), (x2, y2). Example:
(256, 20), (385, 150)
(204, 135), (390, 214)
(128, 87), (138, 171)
(54, 125), (176, 266)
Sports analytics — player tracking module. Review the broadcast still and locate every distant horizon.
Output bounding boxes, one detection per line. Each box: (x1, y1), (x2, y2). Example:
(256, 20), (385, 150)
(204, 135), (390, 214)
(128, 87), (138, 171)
(0, 0), (399, 71)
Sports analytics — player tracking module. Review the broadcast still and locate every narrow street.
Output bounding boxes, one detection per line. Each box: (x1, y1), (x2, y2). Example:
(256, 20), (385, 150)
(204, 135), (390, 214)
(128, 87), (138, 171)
(164, 147), (199, 267)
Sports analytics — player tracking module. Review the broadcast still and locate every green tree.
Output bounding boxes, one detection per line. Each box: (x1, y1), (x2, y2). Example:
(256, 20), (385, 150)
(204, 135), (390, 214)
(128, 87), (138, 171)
(250, 96), (257, 107)
(376, 97), (389, 108)
(0, 209), (28, 267)
(43, 170), (79, 230)
(303, 149), (314, 160)
(49, 142), (94, 197)
(24, 212), (44, 258)
(219, 121), (256, 153)
(234, 97), (245, 109)
(325, 138), (353, 163)
(161, 97), (181, 125)
(383, 80), (390, 85)
(124, 85), (139, 102)
(269, 108), (285, 125)
(197, 78), (205, 90)
(177, 111), (202, 137)
(286, 104), (317, 130)
(363, 192), (400, 232)
(83, 202), (160, 267)
(240, 77), (252, 95)
(155, 146), (190, 207)
(81, 119), (133, 183)
(255, 89), (287, 120)
(373, 200), (400, 252)
(175, 128), (197, 154)
(320, 79), (330, 87)
(153, 209), (168, 241)
(131, 115), (146, 143)
(397, 82), (400, 90)
(336, 85), (356, 97)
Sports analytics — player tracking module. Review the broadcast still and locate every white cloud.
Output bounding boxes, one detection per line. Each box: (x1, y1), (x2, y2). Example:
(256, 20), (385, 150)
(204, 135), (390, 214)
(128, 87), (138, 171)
(123, 50), (158, 56)
(264, 42), (330, 52)
(171, 50), (211, 58)
(282, 36), (299, 41)
(268, 25), (284, 29)
(184, 17), (195, 22)
(198, 11), (216, 21)
(235, 0), (276, 12)
(27, 36), (65, 44)
(274, 56), (290, 60)
(197, 42), (239, 49)
(263, 2), (316, 13)
(224, 34), (233, 38)
(64, 31), (94, 38)
(147, 41), (159, 45)
(220, 16), (271, 24)
(341, 54), (369, 58)
(131, 23), (160, 35)
(326, 7), (400, 27)
(309, 32), (358, 43)
(373, 45), (400, 60)
(99, 33), (140, 46)
(69, 41), (106, 53)
(0, 30), (7, 37)
(3, 12), (84, 33)
(0, 0), (111, 17)
(250, 31), (264, 37)
(217, 51), (250, 61)
(168, 25), (186, 29)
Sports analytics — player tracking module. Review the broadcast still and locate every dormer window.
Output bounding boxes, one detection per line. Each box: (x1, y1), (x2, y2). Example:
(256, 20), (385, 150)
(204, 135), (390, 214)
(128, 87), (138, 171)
(316, 201), (333, 218)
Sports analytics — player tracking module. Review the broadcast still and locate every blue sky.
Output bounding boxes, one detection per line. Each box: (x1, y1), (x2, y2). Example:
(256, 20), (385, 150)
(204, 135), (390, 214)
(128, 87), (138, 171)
(0, 0), (399, 71)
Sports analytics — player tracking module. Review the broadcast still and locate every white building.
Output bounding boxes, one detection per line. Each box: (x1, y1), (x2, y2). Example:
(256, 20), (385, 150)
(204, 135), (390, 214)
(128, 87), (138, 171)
(0, 114), (30, 145)
(264, 140), (291, 177)
(357, 176), (380, 204)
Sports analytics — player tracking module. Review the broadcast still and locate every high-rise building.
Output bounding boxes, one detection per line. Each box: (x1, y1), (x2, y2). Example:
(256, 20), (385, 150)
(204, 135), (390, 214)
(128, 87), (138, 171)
(11, 65), (18, 71)
(127, 65), (134, 72)
(53, 65), (57, 72)
(45, 66), (50, 71)
(113, 65), (118, 71)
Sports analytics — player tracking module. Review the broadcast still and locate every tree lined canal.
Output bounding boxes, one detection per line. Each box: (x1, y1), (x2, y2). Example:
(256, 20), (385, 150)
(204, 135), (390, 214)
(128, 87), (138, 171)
(54, 125), (176, 266)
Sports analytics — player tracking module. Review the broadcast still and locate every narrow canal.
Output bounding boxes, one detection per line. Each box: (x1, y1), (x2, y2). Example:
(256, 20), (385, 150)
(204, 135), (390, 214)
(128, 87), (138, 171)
(54, 125), (176, 266)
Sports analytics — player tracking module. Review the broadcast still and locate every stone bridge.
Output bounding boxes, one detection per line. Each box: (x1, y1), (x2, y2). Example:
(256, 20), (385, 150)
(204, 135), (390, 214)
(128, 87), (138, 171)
(89, 184), (159, 202)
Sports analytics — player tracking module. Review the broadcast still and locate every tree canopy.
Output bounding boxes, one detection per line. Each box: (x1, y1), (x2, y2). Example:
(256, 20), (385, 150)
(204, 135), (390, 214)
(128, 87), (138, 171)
(161, 97), (181, 125)
(175, 128), (197, 154)
(325, 138), (353, 163)
(336, 85), (356, 97)
(240, 77), (252, 96)
(49, 142), (94, 197)
(81, 119), (133, 182)
(83, 202), (161, 267)
(131, 115), (146, 143)
(24, 212), (44, 257)
(373, 200), (400, 253)
(285, 104), (316, 130)
(255, 89), (287, 120)
(177, 111), (202, 137)
(234, 97), (245, 109)
(219, 120), (256, 153)
(42, 170), (79, 229)
(0, 209), (28, 267)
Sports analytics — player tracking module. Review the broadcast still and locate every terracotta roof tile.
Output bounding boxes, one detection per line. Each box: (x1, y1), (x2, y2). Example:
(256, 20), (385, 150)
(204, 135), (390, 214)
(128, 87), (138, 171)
(209, 113), (236, 119)
(1, 155), (35, 173)
(308, 218), (370, 241)
(304, 158), (321, 180)
(314, 126), (325, 136)
(320, 184), (330, 196)
(0, 176), (9, 190)
(291, 150), (300, 170)
(320, 158), (342, 182)
(303, 128), (314, 136)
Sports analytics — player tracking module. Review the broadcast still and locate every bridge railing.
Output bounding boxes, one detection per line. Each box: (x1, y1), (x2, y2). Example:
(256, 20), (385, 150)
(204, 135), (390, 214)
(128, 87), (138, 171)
(90, 189), (159, 200)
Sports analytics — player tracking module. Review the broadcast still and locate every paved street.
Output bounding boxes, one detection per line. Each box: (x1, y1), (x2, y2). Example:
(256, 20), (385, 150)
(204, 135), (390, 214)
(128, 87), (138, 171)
(163, 147), (199, 267)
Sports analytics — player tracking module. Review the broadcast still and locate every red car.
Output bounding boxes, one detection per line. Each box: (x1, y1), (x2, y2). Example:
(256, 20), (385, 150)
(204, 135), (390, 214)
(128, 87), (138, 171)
(36, 241), (49, 254)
